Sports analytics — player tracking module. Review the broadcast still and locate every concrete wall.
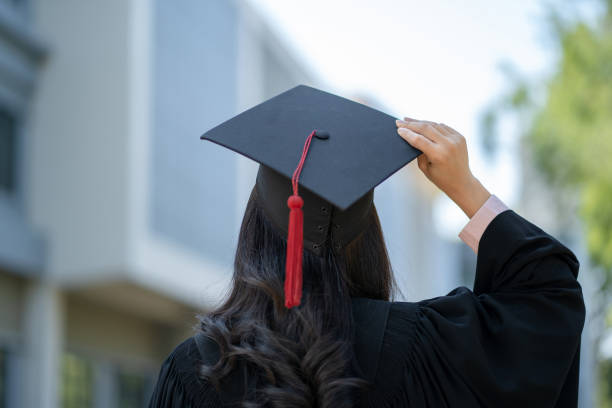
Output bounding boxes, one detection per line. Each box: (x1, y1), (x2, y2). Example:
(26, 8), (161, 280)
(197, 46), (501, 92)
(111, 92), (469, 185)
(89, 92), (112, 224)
(29, 0), (132, 280)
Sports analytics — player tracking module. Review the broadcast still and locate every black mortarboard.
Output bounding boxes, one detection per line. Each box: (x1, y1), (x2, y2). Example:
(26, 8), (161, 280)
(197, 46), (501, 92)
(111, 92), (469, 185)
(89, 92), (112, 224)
(200, 85), (420, 308)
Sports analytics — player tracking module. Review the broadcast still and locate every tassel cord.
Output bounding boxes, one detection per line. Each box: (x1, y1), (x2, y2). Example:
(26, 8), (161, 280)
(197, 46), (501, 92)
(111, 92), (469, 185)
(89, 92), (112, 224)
(284, 130), (317, 308)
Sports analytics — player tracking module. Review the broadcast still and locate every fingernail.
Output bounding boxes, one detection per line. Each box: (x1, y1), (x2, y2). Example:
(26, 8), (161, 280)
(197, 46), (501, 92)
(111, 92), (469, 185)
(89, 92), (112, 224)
(396, 119), (406, 126)
(404, 116), (415, 121)
(398, 128), (414, 141)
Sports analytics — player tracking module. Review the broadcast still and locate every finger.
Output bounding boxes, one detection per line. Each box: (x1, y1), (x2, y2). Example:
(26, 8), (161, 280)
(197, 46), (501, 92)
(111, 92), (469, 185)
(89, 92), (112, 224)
(397, 127), (436, 155)
(397, 120), (444, 143)
(401, 118), (454, 137)
(398, 118), (455, 142)
(417, 153), (429, 173)
(402, 117), (439, 127)
(431, 123), (452, 137)
(437, 122), (456, 136)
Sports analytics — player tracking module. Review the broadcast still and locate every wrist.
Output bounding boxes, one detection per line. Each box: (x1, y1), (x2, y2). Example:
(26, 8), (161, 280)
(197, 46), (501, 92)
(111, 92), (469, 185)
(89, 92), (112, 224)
(448, 176), (490, 218)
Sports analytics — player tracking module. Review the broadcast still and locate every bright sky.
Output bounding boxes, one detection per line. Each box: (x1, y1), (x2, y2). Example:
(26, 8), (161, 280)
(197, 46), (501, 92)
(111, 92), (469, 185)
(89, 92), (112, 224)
(247, 0), (593, 238)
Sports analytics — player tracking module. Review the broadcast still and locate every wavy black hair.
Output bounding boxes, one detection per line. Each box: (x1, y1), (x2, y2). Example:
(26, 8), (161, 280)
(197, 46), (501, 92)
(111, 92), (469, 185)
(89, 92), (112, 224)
(198, 186), (396, 407)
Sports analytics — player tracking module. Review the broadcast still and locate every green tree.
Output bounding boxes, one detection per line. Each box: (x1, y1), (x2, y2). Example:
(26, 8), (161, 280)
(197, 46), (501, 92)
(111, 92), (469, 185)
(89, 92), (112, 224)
(533, 4), (612, 275)
(484, 0), (612, 281)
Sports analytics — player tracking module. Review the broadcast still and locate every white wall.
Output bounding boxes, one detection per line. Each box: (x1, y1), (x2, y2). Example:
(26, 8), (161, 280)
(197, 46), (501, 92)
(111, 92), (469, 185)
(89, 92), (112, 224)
(29, 0), (132, 280)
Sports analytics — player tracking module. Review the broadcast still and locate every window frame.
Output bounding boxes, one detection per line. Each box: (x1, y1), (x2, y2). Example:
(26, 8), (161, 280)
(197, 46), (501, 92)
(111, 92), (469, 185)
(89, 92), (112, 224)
(0, 106), (19, 197)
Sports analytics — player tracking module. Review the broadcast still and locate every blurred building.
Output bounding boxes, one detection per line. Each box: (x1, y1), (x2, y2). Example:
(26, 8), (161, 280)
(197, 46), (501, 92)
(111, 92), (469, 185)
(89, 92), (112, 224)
(0, 1), (459, 407)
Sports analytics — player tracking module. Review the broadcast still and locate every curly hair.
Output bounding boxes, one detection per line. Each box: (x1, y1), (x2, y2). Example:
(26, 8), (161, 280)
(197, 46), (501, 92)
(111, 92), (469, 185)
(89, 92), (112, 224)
(198, 187), (395, 407)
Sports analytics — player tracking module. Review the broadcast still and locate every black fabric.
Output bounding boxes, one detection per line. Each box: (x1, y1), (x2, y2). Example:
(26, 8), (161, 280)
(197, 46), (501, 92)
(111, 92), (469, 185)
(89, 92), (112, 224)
(351, 297), (392, 383)
(148, 337), (222, 408)
(200, 85), (421, 211)
(149, 210), (585, 407)
(255, 165), (374, 256)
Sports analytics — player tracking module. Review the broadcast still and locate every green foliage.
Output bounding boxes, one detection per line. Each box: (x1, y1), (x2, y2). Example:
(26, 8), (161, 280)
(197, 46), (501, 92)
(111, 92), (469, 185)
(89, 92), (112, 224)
(481, 1), (612, 280)
(527, 5), (612, 276)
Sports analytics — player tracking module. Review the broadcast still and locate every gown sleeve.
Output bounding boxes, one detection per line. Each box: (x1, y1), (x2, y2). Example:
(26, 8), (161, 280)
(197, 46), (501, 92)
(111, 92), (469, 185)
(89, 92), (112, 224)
(384, 210), (585, 408)
(148, 337), (223, 408)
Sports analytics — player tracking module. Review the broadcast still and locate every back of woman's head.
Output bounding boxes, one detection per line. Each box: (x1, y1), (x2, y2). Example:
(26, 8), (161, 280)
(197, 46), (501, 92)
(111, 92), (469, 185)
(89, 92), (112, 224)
(198, 187), (395, 408)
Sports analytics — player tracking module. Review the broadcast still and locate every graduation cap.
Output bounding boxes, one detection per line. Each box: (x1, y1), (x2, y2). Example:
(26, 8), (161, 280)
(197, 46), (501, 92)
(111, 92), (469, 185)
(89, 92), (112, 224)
(200, 85), (420, 308)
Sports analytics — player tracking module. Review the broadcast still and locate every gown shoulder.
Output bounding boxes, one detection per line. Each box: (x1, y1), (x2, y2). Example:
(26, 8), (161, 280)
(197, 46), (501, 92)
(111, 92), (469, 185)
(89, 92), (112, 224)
(148, 337), (222, 408)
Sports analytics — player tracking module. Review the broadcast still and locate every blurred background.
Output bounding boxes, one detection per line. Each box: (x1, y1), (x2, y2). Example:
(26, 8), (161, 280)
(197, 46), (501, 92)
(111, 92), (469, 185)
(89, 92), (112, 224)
(0, 0), (610, 406)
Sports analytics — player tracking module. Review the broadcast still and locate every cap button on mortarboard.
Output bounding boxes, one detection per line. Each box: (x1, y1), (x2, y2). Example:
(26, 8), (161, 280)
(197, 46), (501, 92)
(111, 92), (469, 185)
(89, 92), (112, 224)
(314, 130), (330, 139)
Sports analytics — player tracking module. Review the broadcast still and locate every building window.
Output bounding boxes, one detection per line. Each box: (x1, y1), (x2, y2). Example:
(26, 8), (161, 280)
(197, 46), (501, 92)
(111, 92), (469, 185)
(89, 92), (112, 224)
(0, 108), (17, 193)
(61, 353), (93, 408)
(117, 370), (151, 408)
(0, 349), (6, 408)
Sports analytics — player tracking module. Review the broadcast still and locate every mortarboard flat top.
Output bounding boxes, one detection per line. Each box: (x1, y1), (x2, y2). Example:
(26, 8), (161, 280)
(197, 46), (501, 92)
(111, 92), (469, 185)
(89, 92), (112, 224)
(200, 85), (421, 210)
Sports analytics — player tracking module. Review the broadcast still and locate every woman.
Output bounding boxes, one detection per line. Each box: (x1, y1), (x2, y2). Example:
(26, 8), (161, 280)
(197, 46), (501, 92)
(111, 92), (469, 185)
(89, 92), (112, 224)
(149, 89), (585, 407)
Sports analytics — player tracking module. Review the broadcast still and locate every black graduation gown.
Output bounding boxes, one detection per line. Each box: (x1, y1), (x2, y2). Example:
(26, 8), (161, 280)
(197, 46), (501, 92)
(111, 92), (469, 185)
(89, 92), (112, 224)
(148, 210), (585, 407)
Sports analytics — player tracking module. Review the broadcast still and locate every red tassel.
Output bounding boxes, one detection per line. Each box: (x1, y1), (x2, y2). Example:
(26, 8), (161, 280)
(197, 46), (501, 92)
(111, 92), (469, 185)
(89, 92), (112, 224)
(284, 130), (316, 309)
(285, 195), (304, 308)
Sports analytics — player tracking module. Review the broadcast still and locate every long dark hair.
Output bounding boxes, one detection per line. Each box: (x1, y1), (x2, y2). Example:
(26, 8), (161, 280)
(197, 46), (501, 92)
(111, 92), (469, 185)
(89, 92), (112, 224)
(198, 187), (395, 407)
